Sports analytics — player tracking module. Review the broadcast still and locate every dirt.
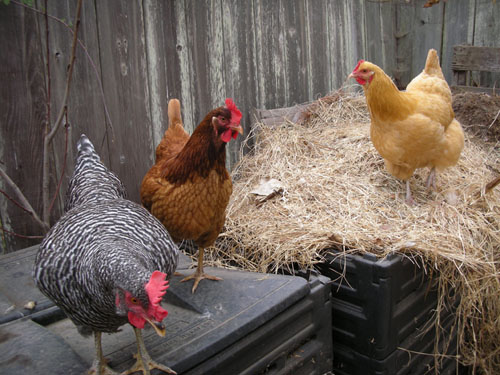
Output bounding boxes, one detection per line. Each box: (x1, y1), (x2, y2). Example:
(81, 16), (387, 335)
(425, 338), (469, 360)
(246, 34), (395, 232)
(452, 90), (500, 142)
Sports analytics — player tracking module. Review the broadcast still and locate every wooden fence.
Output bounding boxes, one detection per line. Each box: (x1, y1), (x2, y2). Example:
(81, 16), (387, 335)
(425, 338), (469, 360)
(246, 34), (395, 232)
(1, 0), (499, 252)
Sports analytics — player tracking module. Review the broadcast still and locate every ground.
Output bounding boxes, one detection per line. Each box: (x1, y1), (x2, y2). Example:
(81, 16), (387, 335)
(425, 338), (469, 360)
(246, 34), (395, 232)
(452, 90), (500, 142)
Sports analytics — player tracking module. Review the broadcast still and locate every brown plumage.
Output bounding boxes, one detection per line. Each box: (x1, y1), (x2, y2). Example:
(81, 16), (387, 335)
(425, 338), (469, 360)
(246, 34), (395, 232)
(141, 98), (243, 293)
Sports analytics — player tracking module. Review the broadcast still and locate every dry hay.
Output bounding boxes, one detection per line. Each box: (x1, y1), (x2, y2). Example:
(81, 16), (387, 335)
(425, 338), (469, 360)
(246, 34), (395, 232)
(205, 89), (500, 373)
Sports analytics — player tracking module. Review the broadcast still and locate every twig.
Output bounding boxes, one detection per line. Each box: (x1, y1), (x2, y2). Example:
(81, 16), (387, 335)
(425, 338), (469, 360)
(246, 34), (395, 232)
(48, 120), (70, 215)
(484, 175), (500, 194)
(0, 227), (45, 240)
(42, 0), (83, 224)
(0, 189), (33, 215)
(0, 167), (49, 232)
(488, 109), (500, 129)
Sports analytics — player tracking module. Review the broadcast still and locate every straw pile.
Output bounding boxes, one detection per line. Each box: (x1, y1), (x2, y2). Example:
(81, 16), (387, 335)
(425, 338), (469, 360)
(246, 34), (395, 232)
(206, 90), (500, 373)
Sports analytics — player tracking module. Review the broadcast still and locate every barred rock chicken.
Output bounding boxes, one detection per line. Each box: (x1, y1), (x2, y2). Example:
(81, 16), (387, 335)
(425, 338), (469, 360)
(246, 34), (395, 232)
(349, 49), (464, 204)
(141, 98), (243, 293)
(33, 135), (179, 375)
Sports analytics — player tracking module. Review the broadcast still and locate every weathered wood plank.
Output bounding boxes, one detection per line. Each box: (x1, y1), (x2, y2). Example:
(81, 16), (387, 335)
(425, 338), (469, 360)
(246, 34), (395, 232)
(327, 0), (366, 88)
(303, 0), (331, 99)
(181, 0), (223, 130)
(364, 0), (396, 76)
(221, 0), (259, 161)
(472, 0), (500, 88)
(172, 0), (195, 134)
(143, 0), (185, 162)
(0, 3), (46, 251)
(452, 46), (500, 73)
(253, 0), (288, 109)
(451, 85), (499, 95)
(45, 0), (106, 217)
(94, 1), (152, 203)
(441, 0), (475, 84)
(395, 0), (444, 88)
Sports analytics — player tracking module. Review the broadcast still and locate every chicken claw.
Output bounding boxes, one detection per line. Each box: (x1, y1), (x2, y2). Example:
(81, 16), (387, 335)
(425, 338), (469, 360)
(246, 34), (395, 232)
(122, 328), (176, 375)
(178, 247), (222, 293)
(88, 332), (120, 375)
(180, 271), (223, 294)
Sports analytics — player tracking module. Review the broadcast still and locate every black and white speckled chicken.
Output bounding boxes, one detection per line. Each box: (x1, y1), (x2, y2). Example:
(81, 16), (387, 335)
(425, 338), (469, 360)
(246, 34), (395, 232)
(33, 135), (179, 375)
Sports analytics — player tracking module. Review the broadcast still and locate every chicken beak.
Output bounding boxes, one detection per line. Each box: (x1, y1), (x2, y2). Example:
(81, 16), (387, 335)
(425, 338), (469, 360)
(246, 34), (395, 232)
(348, 72), (356, 79)
(231, 124), (244, 135)
(145, 317), (166, 337)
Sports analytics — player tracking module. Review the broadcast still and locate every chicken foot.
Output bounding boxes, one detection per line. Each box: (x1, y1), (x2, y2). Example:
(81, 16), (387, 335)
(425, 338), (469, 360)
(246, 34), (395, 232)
(425, 167), (436, 190)
(88, 331), (120, 375)
(121, 327), (176, 375)
(405, 180), (416, 206)
(179, 247), (222, 293)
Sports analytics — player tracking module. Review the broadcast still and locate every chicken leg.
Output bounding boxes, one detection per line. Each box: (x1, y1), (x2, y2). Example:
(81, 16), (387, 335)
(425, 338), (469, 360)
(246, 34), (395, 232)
(122, 327), (176, 375)
(88, 331), (120, 375)
(426, 167), (436, 190)
(405, 180), (415, 206)
(180, 247), (222, 293)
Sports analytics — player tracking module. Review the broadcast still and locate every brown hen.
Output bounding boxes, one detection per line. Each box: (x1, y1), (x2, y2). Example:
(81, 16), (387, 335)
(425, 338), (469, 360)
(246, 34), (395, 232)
(141, 98), (243, 293)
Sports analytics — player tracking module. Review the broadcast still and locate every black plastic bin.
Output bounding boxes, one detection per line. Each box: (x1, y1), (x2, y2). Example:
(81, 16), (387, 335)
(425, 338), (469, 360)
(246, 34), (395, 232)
(317, 250), (463, 375)
(0, 246), (333, 375)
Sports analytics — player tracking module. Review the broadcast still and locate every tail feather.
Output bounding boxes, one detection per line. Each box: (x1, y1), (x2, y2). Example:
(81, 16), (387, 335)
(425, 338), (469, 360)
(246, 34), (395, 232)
(77, 134), (100, 161)
(424, 49), (445, 79)
(168, 99), (183, 130)
(65, 134), (126, 212)
(154, 99), (189, 163)
(435, 119), (465, 170)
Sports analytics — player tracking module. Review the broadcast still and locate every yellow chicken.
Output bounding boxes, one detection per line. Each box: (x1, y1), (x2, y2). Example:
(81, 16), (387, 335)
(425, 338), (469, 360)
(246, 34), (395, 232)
(349, 49), (464, 204)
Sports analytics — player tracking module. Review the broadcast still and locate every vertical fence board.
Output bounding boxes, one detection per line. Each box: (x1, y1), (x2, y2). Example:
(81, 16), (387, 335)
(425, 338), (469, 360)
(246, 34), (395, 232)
(473, 0), (500, 87)
(45, 0), (106, 215)
(0, 3), (46, 251)
(182, 0), (219, 129)
(327, 0), (366, 89)
(395, 0), (444, 88)
(304, 0), (332, 98)
(364, 0), (396, 78)
(94, 0), (152, 203)
(221, 0), (259, 163)
(441, 0), (475, 84)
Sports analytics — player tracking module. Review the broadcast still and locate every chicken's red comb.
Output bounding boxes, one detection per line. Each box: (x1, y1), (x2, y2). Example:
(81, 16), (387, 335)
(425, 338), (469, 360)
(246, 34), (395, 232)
(145, 271), (169, 321)
(225, 98), (242, 125)
(353, 60), (365, 72)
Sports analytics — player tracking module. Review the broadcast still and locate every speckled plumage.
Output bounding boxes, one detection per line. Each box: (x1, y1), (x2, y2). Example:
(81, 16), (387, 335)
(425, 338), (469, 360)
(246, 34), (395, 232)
(33, 134), (179, 336)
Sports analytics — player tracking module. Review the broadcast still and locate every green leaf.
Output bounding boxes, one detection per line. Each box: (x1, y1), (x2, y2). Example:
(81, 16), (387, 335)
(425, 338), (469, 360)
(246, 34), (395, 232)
(2, 0), (11, 6)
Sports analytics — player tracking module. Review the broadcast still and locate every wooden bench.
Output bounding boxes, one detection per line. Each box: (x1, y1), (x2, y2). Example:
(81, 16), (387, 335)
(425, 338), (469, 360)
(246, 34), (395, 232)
(452, 45), (500, 94)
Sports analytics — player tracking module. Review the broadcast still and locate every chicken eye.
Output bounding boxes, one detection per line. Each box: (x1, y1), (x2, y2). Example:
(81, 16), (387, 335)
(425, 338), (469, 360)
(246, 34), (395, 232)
(130, 297), (139, 304)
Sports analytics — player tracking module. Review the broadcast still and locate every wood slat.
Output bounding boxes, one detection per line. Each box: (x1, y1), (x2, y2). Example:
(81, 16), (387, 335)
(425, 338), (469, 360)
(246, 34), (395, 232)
(452, 45), (500, 73)
(0, 3), (47, 251)
(94, 0), (152, 203)
(451, 85), (499, 95)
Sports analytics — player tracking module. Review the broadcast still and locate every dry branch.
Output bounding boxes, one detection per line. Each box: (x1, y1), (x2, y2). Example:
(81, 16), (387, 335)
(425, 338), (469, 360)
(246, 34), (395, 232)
(0, 167), (48, 232)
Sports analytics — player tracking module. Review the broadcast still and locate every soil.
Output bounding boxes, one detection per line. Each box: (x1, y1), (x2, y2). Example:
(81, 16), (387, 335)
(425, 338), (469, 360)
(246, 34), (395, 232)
(452, 90), (500, 142)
